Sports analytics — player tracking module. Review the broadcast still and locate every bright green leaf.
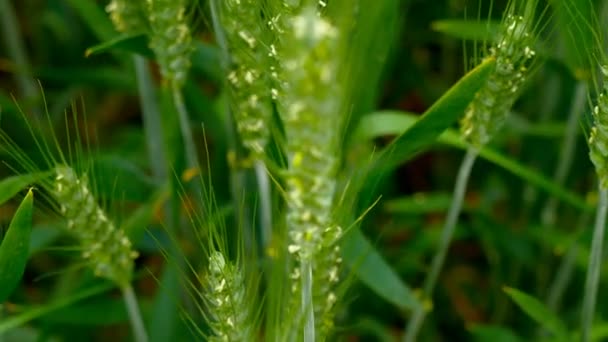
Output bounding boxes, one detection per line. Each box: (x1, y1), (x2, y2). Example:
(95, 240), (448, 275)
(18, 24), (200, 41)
(503, 286), (568, 339)
(341, 227), (421, 312)
(0, 189), (34, 302)
(0, 173), (48, 207)
(432, 19), (500, 41)
(468, 324), (524, 342)
(0, 283), (114, 333)
(371, 57), (495, 175)
(357, 111), (591, 211)
(384, 192), (454, 214)
(85, 33), (152, 58)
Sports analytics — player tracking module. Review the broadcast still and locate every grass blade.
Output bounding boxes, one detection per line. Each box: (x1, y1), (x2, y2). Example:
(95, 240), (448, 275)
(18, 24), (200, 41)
(357, 111), (591, 211)
(503, 286), (568, 339)
(0, 173), (47, 207)
(342, 227), (422, 312)
(370, 57), (495, 175)
(0, 189), (34, 302)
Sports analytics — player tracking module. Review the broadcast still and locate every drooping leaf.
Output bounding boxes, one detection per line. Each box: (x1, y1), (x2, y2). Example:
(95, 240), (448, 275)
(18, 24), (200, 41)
(384, 192), (454, 214)
(432, 19), (500, 41)
(0, 282), (114, 333)
(341, 227), (421, 312)
(503, 286), (568, 339)
(370, 57), (495, 175)
(85, 33), (152, 58)
(0, 189), (34, 302)
(468, 324), (524, 342)
(0, 172), (47, 207)
(356, 111), (591, 211)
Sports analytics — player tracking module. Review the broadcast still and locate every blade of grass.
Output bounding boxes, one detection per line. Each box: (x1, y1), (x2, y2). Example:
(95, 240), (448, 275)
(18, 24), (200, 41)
(0, 172), (48, 206)
(370, 57), (495, 176)
(0, 0), (37, 108)
(356, 111), (592, 211)
(0, 189), (34, 302)
(341, 227), (422, 312)
(0, 282), (115, 334)
(581, 188), (608, 342)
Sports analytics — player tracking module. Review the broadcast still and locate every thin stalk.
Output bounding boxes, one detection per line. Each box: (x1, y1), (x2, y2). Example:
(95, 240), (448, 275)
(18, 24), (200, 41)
(301, 261), (315, 342)
(208, 0), (254, 248)
(0, 0), (37, 106)
(540, 83), (587, 227)
(121, 284), (149, 342)
(404, 147), (478, 342)
(0, 304), (4, 342)
(537, 82), (587, 295)
(255, 160), (272, 249)
(581, 188), (608, 342)
(134, 56), (167, 181)
(546, 211), (592, 312)
(172, 87), (199, 172)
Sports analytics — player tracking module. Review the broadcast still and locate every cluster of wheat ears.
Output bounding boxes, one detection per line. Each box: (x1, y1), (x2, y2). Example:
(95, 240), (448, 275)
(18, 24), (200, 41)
(4, 0), (608, 341)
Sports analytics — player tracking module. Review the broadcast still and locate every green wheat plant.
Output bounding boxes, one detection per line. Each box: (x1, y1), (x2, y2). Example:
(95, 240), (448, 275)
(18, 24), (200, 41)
(7, 0), (608, 341)
(405, 0), (545, 340)
(562, 2), (608, 340)
(0, 104), (147, 342)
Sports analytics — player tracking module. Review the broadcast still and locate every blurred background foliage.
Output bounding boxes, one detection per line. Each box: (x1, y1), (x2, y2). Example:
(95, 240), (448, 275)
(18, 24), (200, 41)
(1, 0), (607, 341)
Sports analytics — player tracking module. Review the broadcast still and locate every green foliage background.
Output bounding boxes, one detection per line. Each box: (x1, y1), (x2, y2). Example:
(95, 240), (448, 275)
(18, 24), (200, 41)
(0, 0), (607, 341)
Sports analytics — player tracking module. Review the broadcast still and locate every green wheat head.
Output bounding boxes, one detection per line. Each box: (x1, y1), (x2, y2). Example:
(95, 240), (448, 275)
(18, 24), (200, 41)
(460, 1), (539, 147)
(204, 250), (254, 341)
(54, 165), (137, 286)
(146, 0), (194, 88)
(219, 0), (273, 156)
(106, 0), (148, 34)
(0, 107), (138, 287)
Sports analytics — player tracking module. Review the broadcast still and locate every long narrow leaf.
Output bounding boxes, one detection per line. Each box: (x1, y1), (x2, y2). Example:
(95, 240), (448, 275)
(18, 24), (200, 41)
(357, 111), (591, 211)
(0, 189), (34, 302)
(371, 57), (495, 175)
(342, 227), (422, 312)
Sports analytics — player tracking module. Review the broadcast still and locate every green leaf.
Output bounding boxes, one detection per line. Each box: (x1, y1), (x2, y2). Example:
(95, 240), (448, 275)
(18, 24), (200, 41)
(85, 33), (153, 58)
(468, 324), (524, 342)
(384, 192), (454, 214)
(0, 189), (34, 302)
(63, 0), (116, 42)
(356, 111), (591, 211)
(432, 19), (500, 41)
(371, 57), (495, 175)
(503, 286), (568, 339)
(0, 173), (47, 206)
(0, 282), (114, 333)
(341, 227), (421, 312)
(149, 263), (180, 342)
(550, 0), (595, 76)
(91, 156), (157, 202)
(123, 188), (168, 244)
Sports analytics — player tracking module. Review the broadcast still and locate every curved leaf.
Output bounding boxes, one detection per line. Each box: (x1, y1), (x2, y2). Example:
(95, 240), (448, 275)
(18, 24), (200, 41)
(0, 189), (34, 302)
(357, 111), (591, 211)
(342, 227), (422, 312)
(0, 173), (48, 207)
(503, 286), (568, 339)
(371, 57), (495, 175)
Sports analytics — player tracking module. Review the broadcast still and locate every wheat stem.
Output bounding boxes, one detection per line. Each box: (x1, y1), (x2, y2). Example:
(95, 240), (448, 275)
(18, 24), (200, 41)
(546, 211), (591, 311)
(301, 260), (315, 342)
(540, 82), (587, 226)
(0, 304), (4, 342)
(404, 147), (478, 342)
(134, 56), (167, 180)
(121, 284), (149, 342)
(255, 160), (272, 249)
(0, 0), (37, 109)
(581, 188), (608, 342)
(172, 87), (199, 171)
